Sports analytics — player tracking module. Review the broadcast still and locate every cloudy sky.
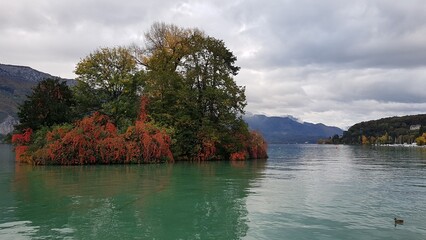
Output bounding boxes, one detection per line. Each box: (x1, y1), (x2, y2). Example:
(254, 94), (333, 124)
(1, 0), (426, 129)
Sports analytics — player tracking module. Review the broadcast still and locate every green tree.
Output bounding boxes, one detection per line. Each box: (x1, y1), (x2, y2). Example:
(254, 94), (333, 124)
(74, 47), (141, 128)
(378, 132), (389, 144)
(138, 23), (247, 159)
(16, 78), (75, 131)
(331, 134), (341, 144)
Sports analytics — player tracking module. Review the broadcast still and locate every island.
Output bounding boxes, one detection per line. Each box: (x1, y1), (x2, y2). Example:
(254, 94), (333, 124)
(12, 23), (268, 165)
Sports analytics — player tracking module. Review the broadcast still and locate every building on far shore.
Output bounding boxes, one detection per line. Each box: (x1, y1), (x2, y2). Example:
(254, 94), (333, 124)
(410, 124), (421, 131)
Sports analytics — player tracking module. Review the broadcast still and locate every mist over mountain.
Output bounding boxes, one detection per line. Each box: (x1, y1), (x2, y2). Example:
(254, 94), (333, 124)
(243, 114), (343, 144)
(0, 63), (73, 136)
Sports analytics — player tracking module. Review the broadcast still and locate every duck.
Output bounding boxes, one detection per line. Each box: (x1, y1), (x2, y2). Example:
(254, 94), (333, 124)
(394, 218), (404, 226)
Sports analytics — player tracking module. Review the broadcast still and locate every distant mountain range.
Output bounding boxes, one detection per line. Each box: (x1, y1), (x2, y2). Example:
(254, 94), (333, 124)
(243, 114), (343, 143)
(0, 63), (73, 136)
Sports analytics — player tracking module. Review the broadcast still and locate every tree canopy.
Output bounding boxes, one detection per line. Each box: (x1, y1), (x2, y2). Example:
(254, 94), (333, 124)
(74, 46), (141, 128)
(16, 78), (75, 131)
(138, 23), (249, 160)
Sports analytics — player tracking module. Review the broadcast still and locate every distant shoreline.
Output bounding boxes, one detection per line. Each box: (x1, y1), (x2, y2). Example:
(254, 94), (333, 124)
(375, 143), (426, 148)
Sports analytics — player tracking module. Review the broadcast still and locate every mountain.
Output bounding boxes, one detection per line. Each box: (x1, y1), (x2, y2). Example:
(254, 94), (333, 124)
(0, 63), (73, 136)
(243, 114), (343, 143)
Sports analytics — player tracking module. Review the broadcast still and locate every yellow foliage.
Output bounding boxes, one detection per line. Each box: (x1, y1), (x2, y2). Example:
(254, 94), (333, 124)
(361, 135), (370, 144)
(415, 133), (426, 146)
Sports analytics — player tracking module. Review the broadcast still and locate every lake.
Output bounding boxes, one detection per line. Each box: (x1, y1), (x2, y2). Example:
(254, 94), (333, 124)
(1, 144), (425, 239)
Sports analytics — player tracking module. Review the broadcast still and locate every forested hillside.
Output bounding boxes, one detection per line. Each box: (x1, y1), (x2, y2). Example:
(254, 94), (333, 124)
(341, 114), (426, 144)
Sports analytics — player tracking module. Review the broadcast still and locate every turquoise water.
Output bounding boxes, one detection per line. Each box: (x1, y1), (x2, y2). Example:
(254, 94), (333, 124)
(0, 144), (425, 239)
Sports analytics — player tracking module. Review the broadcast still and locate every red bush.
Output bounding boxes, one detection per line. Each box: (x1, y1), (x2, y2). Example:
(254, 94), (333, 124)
(124, 120), (173, 163)
(247, 131), (268, 159)
(230, 151), (247, 161)
(12, 128), (33, 162)
(196, 139), (217, 161)
(224, 130), (267, 161)
(41, 107), (173, 165)
(12, 128), (32, 145)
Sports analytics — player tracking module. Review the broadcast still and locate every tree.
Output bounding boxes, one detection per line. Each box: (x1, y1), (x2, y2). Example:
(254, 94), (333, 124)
(137, 23), (251, 160)
(74, 46), (141, 128)
(415, 133), (426, 146)
(16, 78), (75, 131)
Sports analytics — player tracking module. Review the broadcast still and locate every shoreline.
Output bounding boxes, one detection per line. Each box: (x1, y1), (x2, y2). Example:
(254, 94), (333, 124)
(375, 143), (426, 148)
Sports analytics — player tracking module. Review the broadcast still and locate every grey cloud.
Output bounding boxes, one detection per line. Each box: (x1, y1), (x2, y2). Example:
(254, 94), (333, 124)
(242, 66), (426, 128)
(227, 0), (426, 69)
(1, 0), (426, 128)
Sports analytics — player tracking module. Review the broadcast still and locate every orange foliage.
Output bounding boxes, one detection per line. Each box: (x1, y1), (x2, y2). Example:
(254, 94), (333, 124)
(12, 128), (33, 163)
(12, 128), (32, 145)
(98, 136), (126, 163)
(226, 130), (268, 161)
(196, 139), (217, 161)
(44, 112), (119, 164)
(39, 99), (173, 165)
(247, 131), (268, 159)
(124, 120), (174, 163)
(230, 151), (247, 161)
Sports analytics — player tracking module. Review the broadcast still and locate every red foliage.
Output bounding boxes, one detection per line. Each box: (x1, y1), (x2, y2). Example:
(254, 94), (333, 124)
(41, 103), (173, 165)
(124, 120), (174, 163)
(12, 128), (33, 145)
(247, 131), (268, 159)
(196, 139), (217, 161)
(230, 151), (247, 161)
(12, 128), (33, 162)
(45, 112), (121, 164)
(223, 130), (267, 161)
(98, 136), (126, 163)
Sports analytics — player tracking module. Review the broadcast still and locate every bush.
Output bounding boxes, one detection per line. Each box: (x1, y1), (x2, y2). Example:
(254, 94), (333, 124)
(39, 112), (173, 165)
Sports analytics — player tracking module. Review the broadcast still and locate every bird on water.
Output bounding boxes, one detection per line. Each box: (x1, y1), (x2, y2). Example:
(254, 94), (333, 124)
(394, 218), (404, 226)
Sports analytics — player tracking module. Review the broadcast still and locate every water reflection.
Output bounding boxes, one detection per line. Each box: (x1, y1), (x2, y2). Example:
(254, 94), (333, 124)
(8, 155), (266, 239)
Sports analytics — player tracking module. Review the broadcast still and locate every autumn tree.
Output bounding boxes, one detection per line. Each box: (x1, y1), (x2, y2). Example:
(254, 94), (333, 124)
(16, 78), (75, 131)
(74, 47), (141, 128)
(415, 133), (426, 146)
(137, 23), (254, 160)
